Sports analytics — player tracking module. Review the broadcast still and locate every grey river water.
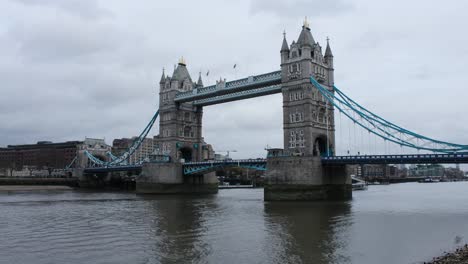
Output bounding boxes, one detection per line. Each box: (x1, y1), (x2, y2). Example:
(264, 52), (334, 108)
(1, 182), (468, 264)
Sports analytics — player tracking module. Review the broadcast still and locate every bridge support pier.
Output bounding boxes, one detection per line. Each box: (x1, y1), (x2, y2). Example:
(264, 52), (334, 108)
(264, 156), (352, 201)
(136, 162), (218, 194)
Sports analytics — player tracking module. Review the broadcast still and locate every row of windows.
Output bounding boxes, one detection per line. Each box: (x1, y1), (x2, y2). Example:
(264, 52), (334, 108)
(289, 112), (304, 123)
(163, 81), (193, 91)
(162, 113), (172, 121)
(289, 130), (305, 148)
(289, 91), (328, 103)
(164, 127), (196, 138)
(314, 65), (326, 76)
(289, 91), (304, 101)
(288, 63), (301, 73)
(160, 112), (197, 122)
(178, 127), (195, 138)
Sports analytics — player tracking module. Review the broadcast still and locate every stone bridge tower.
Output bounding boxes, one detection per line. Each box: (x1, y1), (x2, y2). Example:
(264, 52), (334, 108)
(137, 58), (218, 194)
(155, 58), (204, 162)
(265, 20), (351, 201)
(280, 19), (335, 157)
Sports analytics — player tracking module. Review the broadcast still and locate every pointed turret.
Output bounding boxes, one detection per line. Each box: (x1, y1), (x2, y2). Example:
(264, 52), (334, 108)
(197, 72), (204, 87)
(281, 31), (289, 52)
(159, 68), (166, 84)
(281, 31), (290, 63)
(297, 17), (315, 47)
(325, 38), (333, 58)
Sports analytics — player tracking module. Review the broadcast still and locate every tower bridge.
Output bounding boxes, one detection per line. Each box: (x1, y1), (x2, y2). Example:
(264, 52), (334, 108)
(78, 20), (468, 200)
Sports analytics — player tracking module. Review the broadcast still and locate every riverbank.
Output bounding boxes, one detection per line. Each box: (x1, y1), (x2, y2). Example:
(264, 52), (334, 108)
(0, 185), (73, 192)
(0, 177), (78, 187)
(426, 244), (468, 263)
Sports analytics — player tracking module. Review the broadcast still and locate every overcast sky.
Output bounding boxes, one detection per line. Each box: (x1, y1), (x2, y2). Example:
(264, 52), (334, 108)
(1, 0), (467, 163)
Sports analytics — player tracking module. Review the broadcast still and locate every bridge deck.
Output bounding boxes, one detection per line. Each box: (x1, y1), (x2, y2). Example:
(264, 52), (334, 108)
(174, 70), (281, 105)
(322, 154), (468, 165)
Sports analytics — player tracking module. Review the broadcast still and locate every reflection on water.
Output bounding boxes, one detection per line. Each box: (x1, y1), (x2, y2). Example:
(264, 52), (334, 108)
(1, 183), (468, 264)
(264, 201), (352, 264)
(141, 195), (215, 263)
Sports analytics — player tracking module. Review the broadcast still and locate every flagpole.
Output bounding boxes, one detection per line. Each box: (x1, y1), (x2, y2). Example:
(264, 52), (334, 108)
(234, 63), (237, 80)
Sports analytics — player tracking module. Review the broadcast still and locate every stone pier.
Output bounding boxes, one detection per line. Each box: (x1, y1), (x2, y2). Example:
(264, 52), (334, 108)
(264, 155), (351, 201)
(136, 162), (218, 194)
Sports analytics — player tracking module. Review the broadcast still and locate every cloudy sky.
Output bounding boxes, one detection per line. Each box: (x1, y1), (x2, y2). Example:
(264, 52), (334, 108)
(1, 0), (468, 162)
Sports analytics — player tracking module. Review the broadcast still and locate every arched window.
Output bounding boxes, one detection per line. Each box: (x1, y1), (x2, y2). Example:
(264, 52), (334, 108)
(184, 126), (192, 137)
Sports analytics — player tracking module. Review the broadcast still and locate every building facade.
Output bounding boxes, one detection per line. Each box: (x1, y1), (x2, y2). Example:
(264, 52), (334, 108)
(0, 141), (81, 170)
(112, 137), (155, 164)
(0, 138), (111, 170)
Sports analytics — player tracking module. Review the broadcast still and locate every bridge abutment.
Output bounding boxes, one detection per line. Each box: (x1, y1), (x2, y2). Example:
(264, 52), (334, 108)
(136, 162), (218, 194)
(264, 156), (351, 201)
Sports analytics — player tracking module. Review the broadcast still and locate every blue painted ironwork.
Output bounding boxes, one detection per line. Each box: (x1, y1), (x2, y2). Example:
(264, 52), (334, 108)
(183, 159), (267, 175)
(85, 110), (160, 166)
(322, 153), (468, 165)
(310, 77), (468, 153)
(175, 71), (281, 104)
(192, 84), (282, 106)
(65, 156), (77, 169)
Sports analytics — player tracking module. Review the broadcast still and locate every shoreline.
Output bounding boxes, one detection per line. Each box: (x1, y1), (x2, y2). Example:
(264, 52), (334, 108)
(0, 185), (74, 192)
(425, 244), (468, 263)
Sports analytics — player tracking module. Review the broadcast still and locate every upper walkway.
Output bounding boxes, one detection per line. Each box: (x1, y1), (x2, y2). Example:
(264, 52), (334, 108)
(322, 153), (468, 165)
(174, 70), (282, 106)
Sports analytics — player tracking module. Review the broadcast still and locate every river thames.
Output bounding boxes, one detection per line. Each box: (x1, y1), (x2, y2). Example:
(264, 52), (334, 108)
(1, 182), (468, 264)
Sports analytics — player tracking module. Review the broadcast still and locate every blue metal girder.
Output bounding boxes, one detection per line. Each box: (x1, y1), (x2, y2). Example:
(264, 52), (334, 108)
(183, 159), (267, 175)
(174, 70), (281, 104)
(193, 84), (282, 106)
(321, 154), (468, 165)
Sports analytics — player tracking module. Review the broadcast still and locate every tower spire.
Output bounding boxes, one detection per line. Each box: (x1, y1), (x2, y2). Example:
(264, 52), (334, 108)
(178, 56), (186, 66)
(303, 16), (310, 29)
(197, 71), (204, 87)
(325, 37), (333, 57)
(159, 67), (165, 83)
(281, 30), (289, 52)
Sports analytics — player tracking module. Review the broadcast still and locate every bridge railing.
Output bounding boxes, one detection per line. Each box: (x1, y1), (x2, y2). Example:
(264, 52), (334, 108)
(322, 153), (468, 164)
(184, 159), (267, 165)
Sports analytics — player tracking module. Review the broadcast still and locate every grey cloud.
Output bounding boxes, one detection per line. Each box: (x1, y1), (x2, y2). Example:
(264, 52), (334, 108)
(0, 0), (467, 164)
(9, 20), (122, 63)
(15, 0), (112, 20)
(249, 0), (353, 18)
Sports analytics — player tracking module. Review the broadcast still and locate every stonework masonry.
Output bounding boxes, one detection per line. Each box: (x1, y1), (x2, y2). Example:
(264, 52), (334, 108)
(135, 59), (218, 194)
(264, 21), (351, 201)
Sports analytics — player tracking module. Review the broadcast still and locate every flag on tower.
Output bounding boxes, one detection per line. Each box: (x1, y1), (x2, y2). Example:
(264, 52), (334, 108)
(206, 70), (210, 76)
(233, 64), (237, 69)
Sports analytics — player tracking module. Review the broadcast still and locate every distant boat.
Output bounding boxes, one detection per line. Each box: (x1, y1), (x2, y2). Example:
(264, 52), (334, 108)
(351, 176), (368, 191)
(418, 177), (440, 183)
(352, 181), (368, 191)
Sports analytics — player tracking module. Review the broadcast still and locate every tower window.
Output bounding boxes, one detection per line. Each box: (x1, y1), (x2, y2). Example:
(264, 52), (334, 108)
(184, 126), (192, 137)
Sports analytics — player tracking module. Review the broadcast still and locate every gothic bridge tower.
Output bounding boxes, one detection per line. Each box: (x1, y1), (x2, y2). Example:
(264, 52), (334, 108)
(155, 58), (205, 162)
(138, 58), (218, 194)
(265, 19), (351, 201)
(280, 19), (335, 157)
